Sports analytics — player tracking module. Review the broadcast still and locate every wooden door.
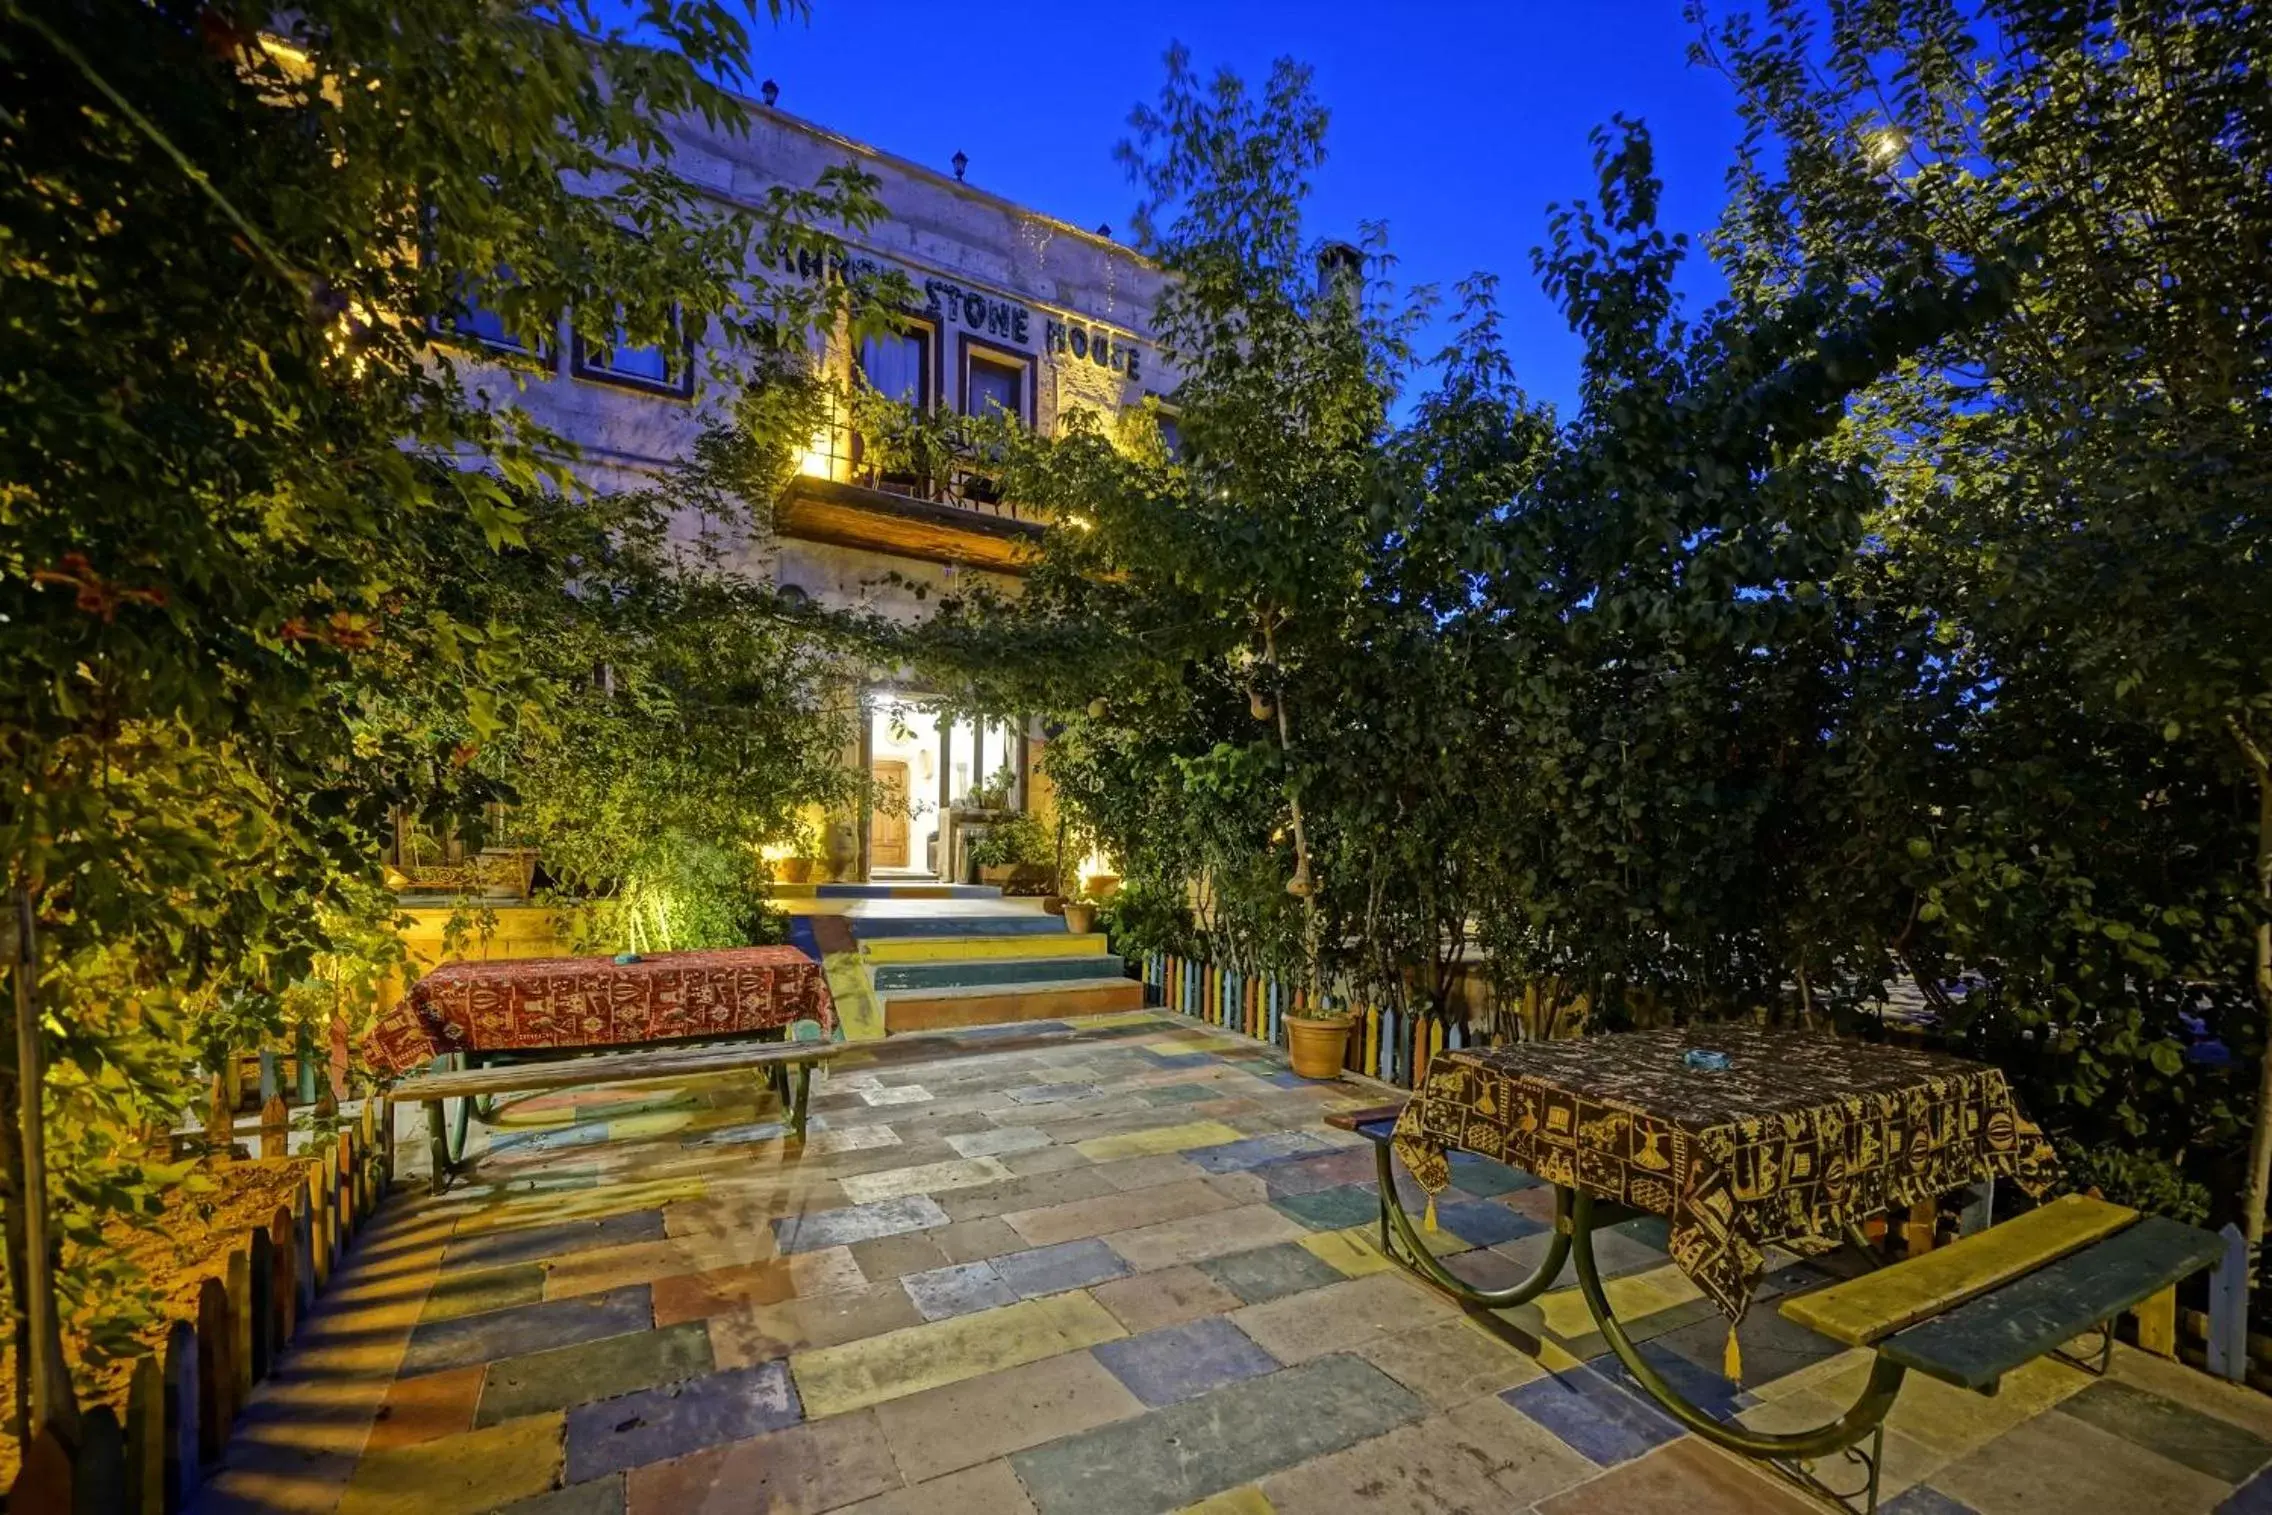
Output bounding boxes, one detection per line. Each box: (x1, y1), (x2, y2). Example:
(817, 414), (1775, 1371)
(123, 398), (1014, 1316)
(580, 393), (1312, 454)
(869, 760), (910, 869)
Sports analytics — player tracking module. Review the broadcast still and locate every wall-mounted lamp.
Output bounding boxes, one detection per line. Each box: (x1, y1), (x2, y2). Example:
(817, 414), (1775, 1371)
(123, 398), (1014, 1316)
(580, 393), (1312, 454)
(952, 150), (969, 182)
(761, 79), (779, 108)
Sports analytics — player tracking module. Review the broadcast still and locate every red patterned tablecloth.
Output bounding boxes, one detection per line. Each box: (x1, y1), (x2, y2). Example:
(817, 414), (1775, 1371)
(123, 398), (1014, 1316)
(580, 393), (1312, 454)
(365, 947), (836, 1077)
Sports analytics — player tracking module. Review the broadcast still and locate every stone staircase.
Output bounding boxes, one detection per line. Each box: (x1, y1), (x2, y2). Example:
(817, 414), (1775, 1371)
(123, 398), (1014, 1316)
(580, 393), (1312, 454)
(779, 884), (1143, 1036)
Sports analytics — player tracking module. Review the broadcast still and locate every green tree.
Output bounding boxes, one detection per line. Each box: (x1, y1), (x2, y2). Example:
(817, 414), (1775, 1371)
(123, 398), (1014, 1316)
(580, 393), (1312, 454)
(1698, 0), (2272, 1241)
(828, 55), (1557, 1043)
(1441, 106), (2013, 1042)
(450, 416), (861, 955)
(887, 49), (1461, 1010)
(1, 0), (886, 1442)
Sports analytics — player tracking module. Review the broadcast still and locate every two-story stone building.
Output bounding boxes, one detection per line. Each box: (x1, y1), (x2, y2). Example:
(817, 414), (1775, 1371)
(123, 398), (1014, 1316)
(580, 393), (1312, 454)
(446, 98), (1170, 885)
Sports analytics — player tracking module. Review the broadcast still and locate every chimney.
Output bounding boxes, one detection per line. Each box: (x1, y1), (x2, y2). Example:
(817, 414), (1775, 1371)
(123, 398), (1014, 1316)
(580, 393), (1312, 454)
(1316, 240), (1364, 293)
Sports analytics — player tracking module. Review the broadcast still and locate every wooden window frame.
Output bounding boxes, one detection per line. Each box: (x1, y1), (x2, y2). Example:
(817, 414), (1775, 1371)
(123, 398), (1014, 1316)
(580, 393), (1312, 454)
(958, 332), (1034, 428)
(570, 306), (696, 399)
(855, 313), (940, 413)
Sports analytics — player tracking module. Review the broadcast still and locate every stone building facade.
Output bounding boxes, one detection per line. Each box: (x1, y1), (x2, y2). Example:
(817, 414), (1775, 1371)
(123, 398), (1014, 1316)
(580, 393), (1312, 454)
(445, 100), (1168, 882)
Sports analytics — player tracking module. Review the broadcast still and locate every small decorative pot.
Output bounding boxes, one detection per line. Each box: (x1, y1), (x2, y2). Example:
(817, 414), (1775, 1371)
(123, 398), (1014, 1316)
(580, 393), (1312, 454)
(1062, 902), (1099, 934)
(1285, 1013), (1356, 1080)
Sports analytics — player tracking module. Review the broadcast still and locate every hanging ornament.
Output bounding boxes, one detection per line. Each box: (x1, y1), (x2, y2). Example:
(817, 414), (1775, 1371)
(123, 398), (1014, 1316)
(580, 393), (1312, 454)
(1286, 859), (1314, 898)
(1249, 687), (1274, 721)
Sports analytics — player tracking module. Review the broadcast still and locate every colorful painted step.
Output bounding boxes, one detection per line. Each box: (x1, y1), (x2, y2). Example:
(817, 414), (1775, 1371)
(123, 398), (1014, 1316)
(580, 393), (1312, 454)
(769, 883), (1007, 900)
(860, 932), (1110, 964)
(882, 979), (1146, 1033)
(870, 955), (1128, 993)
(850, 913), (1070, 939)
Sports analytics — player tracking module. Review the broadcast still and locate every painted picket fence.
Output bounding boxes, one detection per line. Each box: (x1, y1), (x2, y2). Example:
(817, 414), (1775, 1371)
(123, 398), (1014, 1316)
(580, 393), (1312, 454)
(7, 1099), (396, 1513)
(1137, 951), (1478, 1089)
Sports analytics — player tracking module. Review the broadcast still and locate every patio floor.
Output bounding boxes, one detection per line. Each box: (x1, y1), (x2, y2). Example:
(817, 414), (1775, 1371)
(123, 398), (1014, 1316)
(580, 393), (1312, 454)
(195, 1012), (2272, 1515)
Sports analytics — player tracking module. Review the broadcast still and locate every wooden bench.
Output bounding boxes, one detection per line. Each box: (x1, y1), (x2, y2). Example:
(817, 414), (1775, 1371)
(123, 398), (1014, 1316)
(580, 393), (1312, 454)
(1781, 1191), (2223, 1392)
(392, 1037), (840, 1193)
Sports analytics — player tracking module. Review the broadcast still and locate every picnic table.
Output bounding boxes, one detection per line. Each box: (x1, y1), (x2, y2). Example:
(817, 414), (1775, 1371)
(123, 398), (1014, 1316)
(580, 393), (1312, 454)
(1392, 1024), (2058, 1323)
(365, 946), (840, 1191)
(1347, 1025), (2229, 1514)
(365, 945), (835, 1075)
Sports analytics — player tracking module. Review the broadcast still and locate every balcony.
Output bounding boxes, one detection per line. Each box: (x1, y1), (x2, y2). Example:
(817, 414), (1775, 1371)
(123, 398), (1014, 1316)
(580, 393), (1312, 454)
(778, 419), (1046, 573)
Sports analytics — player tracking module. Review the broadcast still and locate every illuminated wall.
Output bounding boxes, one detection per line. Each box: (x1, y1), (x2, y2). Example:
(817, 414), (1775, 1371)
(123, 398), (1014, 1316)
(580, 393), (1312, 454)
(452, 99), (1174, 626)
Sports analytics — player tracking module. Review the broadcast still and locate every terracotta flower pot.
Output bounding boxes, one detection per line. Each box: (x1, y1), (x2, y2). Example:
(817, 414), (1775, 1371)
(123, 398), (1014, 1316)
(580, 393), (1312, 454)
(1062, 902), (1099, 934)
(1285, 1013), (1355, 1080)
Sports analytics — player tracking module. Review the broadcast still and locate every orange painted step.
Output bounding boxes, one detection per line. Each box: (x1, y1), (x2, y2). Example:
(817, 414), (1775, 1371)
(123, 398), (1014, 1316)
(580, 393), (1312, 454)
(884, 979), (1145, 1033)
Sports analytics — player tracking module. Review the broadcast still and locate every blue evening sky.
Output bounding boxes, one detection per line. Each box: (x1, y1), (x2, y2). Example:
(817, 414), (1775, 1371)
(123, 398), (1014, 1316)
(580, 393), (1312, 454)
(745, 1), (1747, 415)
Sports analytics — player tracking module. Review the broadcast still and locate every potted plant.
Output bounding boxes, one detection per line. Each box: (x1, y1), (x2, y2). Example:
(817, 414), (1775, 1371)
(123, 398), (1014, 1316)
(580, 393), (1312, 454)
(767, 823), (822, 885)
(1061, 887), (1101, 935)
(966, 812), (1052, 892)
(1285, 1003), (1356, 1080)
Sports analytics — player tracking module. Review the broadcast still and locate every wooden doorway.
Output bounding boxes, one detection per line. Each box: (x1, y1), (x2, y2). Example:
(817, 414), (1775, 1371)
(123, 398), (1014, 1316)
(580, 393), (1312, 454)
(869, 760), (910, 869)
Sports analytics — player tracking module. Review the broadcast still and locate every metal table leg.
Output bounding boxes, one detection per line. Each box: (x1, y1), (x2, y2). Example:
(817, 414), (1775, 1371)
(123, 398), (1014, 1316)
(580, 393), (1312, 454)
(1566, 1187), (1908, 1512)
(1371, 1141), (1571, 1310)
(789, 1060), (814, 1143)
(425, 1052), (473, 1195)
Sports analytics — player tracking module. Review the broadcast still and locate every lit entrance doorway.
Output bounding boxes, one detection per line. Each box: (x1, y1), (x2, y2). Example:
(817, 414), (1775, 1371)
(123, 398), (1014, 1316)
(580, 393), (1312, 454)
(865, 691), (1025, 880)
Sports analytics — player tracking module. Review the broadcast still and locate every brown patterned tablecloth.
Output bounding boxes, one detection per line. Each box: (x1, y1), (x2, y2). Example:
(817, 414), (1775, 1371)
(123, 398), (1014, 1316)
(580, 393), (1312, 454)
(365, 947), (836, 1077)
(1391, 1025), (2057, 1320)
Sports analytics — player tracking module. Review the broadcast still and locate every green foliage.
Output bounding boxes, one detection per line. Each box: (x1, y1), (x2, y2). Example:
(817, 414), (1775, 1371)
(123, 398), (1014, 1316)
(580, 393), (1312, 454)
(2054, 1139), (2215, 1230)
(415, 445), (857, 955)
(874, 49), (1469, 1007)
(1099, 878), (1198, 961)
(880, 17), (2272, 1240)
(604, 836), (783, 955)
(1691, 0), (2272, 1197)
(0, 0), (887, 1412)
(965, 813), (1052, 871)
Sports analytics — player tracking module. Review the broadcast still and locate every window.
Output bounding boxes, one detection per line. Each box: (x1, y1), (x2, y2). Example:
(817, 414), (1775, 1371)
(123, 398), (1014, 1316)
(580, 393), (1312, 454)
(854, 321), (935, 483)
(438, 270), (550, 360)
(1156, 410), (1183, 460)
(858, 324), (932, 410)
(962, 345), (1028, 424)
(572, 307), (693, 397)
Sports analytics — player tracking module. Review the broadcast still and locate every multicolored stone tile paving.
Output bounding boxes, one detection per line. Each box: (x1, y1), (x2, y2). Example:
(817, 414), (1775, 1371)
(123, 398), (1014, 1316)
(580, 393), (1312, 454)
(198, 1012), (2272, 1515)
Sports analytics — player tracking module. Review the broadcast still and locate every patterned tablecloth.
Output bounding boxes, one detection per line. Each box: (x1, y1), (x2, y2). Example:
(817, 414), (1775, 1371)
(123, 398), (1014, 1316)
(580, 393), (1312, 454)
(365, 946), (836, 1077)
(1391, 1025), (2058, 1320)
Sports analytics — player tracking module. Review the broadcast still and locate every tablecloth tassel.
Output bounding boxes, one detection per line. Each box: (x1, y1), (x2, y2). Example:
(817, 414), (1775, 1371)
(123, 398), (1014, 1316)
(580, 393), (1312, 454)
(1723, 1323), (1743, 1384)
(1423, 1196), (1438, 1233)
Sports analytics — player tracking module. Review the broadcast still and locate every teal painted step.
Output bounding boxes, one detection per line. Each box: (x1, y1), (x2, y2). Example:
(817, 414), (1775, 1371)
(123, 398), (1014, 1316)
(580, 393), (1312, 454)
(852, 914), (1068, 939)
(813, 883), (1004, 899)
(870, 955), (1127, 993)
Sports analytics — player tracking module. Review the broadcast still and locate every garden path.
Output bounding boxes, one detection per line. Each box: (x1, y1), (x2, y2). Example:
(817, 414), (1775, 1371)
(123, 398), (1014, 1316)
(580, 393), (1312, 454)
(195, 1012), (2272, 1515)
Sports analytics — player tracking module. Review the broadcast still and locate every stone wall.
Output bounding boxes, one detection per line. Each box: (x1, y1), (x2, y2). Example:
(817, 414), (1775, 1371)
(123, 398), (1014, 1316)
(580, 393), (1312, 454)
(453, 100), (1170, 623)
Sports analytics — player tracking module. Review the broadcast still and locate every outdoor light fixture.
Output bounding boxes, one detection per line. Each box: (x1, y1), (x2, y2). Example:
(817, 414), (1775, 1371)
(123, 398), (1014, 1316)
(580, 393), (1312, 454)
(761, 79), (779, 108)
(952, 150), (969, 182)
(1866, 126), (1910, 167)
(796, 429), (834, 481)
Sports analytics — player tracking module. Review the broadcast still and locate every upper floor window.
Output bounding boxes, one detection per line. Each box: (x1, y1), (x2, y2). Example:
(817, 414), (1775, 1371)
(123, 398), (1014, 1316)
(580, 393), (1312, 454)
(1156, 410), (1183, 460)
(438, 270), (550, 360)
(573, 307), (693, 397)
(963, 342), (1028, 425)
(858, 322), (933, 410)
